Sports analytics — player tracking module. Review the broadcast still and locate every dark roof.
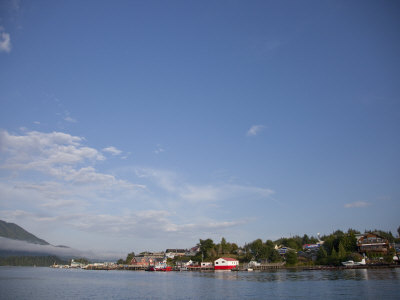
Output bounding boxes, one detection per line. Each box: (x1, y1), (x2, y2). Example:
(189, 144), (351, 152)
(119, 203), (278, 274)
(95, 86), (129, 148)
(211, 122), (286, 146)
(166, 249), (186, 253)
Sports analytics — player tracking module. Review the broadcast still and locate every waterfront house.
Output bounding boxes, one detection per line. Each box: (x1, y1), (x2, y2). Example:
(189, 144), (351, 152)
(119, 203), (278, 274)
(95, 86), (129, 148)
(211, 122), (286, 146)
(302, 243), (322, 251)
(176, 259), (195, 267)
(356, 233), (390, 254)
(275, 245), (295, 255)
(166, 249), (186, 259)
(201, 262), (212, 268)
(248, 260), (261, 267)
(214, 257), (239, 270)
(186, 246), (200, 256)
(130, 256), (154, 266)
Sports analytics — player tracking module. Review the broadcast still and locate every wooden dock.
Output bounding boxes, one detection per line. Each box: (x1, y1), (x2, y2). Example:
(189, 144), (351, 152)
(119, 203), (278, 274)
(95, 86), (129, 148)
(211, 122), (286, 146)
(241, 262), (286, 271)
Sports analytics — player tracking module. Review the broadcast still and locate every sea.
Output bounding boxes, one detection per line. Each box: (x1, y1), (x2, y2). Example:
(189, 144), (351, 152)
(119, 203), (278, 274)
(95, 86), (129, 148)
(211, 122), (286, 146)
(0, 266), (399, 299)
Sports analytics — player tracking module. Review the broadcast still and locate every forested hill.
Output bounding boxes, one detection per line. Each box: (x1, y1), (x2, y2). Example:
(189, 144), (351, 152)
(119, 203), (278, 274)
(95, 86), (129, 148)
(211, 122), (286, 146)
(0, 220), (49, 245)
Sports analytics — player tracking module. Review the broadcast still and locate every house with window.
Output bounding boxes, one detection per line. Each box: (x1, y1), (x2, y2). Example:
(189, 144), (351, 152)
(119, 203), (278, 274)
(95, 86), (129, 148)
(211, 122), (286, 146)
(201, 262), (212, 268)
(165, 249), (186, 259)
(356, 233), (390, 254)
(214, 257), (239, 270)
(275, 245), (295, 255)
(130, 256), (154, 266)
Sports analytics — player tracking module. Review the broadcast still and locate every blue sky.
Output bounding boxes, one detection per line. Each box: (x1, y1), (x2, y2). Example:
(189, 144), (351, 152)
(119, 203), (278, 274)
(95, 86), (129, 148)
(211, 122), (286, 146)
(0, 0), (399, 254)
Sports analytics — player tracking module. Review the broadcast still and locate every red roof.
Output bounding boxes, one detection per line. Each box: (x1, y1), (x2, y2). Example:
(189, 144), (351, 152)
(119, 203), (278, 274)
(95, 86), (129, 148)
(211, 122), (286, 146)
(220, 257), (238, 261)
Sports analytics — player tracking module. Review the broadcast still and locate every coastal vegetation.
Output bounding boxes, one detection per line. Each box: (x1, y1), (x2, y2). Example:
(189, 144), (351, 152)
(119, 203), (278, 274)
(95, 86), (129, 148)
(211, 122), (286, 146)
(118, 227), (399, 268)
(0, 255), (67, 267)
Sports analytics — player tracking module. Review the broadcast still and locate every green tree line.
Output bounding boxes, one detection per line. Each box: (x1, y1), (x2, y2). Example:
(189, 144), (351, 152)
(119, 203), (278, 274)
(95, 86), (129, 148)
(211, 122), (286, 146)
(0, 255), (67, 266)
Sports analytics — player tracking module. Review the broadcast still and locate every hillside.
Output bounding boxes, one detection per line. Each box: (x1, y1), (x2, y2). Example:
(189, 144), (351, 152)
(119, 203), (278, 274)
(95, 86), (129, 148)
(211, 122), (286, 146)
(0, 220), (49, 245)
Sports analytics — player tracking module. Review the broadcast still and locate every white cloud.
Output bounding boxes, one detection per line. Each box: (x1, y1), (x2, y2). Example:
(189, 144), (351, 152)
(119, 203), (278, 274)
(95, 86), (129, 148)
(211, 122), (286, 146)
(103, 146), (122, 156)
(180, 185), (220, 202)
(64, 116), (77, 123)
(0, 209), (245, 240)
(246, 125), (265, 136)
(0, 129), (275, 251)
(135, 168), (178, 193)
(0, 130), (104, 174)
(153, 145), (165, 154)
(0, 27), (11, 53)
(344, 201), (371, 208)
(136, 167), (275, 204)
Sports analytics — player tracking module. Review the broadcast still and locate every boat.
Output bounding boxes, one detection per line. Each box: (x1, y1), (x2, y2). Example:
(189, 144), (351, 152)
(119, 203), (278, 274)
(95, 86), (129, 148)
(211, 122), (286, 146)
(146, 264), (172, 272)
(342, 258), (366, 266)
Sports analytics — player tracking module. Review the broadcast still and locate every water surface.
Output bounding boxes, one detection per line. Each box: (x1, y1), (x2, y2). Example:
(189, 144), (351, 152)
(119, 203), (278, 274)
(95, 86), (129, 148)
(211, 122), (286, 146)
(0, 267), (399, 299)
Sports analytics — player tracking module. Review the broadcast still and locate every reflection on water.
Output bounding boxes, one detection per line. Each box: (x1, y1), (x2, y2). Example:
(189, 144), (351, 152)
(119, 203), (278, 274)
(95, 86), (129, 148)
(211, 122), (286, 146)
(0, 267), (399, 300)
(194, 268), (400, 283)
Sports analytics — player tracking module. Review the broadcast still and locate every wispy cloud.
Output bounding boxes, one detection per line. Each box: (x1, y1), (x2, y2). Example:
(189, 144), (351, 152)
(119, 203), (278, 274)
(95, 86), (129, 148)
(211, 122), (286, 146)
(136, 167), (275, 204)
(0, 209), (245, 240)
(0, 129), (274, 250)
(103, 146), (122, 156)
(153, 144), (165, 154)
(246, 125), (265, 136)
(344, 201), (371, 208)
(64, 116), (77, 123)
(0, 27), (11, 53)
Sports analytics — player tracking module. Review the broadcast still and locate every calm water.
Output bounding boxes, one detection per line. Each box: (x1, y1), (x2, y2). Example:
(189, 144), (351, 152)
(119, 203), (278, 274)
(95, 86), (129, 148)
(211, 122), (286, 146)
(0, 267), (399, 299)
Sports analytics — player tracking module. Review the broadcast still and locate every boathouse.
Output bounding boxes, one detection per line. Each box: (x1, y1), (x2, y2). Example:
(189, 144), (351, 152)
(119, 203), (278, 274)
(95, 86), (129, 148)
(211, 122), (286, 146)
(214, 257), (239, 270)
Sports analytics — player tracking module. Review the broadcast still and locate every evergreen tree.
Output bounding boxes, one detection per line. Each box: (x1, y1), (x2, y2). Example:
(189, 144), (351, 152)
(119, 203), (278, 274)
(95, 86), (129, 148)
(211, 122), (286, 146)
(316, 246), (328, 265)
(338, 242), (346, 259)
(285, 250), (298, 266)
(269, 249), (282, 262)
(331, 247), (337, 258)
(125, 252), (135, 264)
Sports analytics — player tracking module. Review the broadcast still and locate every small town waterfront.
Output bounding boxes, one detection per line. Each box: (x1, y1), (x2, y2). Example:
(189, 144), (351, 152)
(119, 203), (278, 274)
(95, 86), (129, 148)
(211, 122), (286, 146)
(1, 266), (399, 299)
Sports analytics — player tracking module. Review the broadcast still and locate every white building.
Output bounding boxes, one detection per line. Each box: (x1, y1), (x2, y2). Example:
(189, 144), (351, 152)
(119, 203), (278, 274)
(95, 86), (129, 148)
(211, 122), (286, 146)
(214, 257), (239, 270)
(201, 262), (212, 267)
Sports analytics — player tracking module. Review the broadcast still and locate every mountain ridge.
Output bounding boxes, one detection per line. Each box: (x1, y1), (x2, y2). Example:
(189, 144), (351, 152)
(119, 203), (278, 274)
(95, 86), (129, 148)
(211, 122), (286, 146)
(0, 220), (49, 245)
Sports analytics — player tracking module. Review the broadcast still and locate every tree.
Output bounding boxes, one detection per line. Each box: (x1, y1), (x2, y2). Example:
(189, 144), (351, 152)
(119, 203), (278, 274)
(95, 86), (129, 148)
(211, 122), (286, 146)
(397, 226), (400, 238)
(331, 247), (337, 258)
(342, 232), (357, 252)
(338, 242), (347, 259)
(220, 237), (228, 254)
(316, 246), (328, 265)
(285, 250), (298, 266)
(302, 234), (310, 245)
(230, 243), (238, 254)
(269, 249), (281, 262)
(328, 247), (340, 266)
(384, 248), (396, 264)
(125, 252), (135, 264)
(199, 239), (215, 260)
(73, 258), (90, 264)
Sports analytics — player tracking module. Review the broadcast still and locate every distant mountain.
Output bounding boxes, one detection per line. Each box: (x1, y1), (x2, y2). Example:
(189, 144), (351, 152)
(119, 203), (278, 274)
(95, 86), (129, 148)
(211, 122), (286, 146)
(0, 220), (49, 245)
(0, 220), (124, 261)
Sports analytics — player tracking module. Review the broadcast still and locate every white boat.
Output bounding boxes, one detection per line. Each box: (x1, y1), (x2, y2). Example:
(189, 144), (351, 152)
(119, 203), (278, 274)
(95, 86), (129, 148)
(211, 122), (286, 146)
(342, 258), (366, 266)
(246, 268), (253, 272)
